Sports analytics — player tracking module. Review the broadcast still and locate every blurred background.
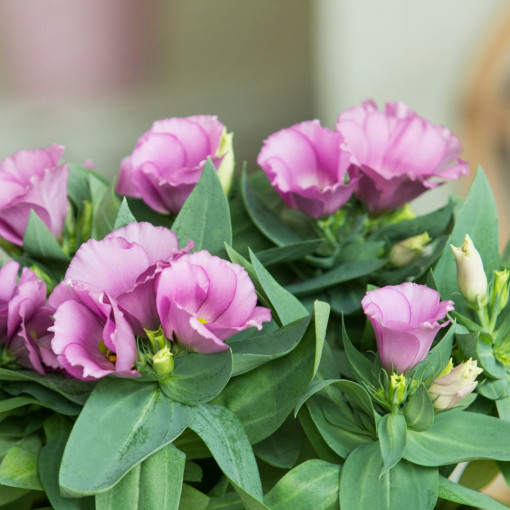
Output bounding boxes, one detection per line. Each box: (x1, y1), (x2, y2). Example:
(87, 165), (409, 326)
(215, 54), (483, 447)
(0, 0), (509, 237)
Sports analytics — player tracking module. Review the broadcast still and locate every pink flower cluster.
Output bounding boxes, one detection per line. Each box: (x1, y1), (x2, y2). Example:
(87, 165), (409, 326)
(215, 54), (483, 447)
(257, 100), (469, 217)
(47, 223), (270, 380)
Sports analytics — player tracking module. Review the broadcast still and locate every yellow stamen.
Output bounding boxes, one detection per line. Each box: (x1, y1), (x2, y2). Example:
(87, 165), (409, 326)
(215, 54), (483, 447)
(198, 317), (208, 324)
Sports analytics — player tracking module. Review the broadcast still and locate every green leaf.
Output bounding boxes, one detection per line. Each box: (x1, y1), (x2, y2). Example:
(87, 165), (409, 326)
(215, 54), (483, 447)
(370, 202), (454, 243)
(159, 350), (232, 405)
(255, 240), (324, 267)
(66, 163), (93, 212)
(341, 319), (373, 385)
(172, 159), (232, 256)
(39, 415), (94, 510)
(0, 368), (93, 405)
(404, 410), (510, 466)
(249, 249), (309, 325)
(241, 170), (309, 246)
(434, 167), (499, 313)
(212, 302), (323, 444)
(340, 442), (438, 510)
(438, 475), (510, 510)
(3, 382), (82, 415)
(378, 413), (407, 474)
(456, 332), (505, 379)
(403, 383), (434, 431)
(113, 198), (137, 230)
(60, 379), (193, 496)
(264, 460), (340, 510)
(459, 460), (500, 491)
(0, 485), (29, 506)
(90, 177), (120, 240)
(0, 438), (43, 491)
(230, 317), (309, 376)
(285, 258), (387, 296)
(189, 404), (264, 505)
(253, 417), (302, 470)
(23, 210), (69, 262)
(497, 396), (510, 421)
(478, 378), (508, 400)
(294, 379), (341, 417)
(178, 484), (210, 510)
(183, 461), (202, 483)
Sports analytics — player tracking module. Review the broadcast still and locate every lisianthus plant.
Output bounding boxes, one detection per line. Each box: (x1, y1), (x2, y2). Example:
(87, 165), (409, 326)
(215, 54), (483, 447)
(0, 107), (509, 510)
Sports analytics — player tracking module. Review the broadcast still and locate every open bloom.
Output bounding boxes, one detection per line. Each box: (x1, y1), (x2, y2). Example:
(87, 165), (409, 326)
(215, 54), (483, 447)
(155, 251), (272, 353)
(116, 116), (234, 214)
(0, 261), (56, 373)
(335, 100), (469, 212)
(60, 222), (192, 333)
(428, 358), (482, 410)
(257, 120), (357, 218)
(50, 281), (137, 381)
(361, 282), (454, 373)
(0, 145), (69, 245)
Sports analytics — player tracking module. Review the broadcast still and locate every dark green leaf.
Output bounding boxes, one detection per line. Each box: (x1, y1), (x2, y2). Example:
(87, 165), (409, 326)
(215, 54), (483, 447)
(404, 411), (510, 466)
(341, 319), (373, 384)
(255, 240), (324, 267)
(340, 442), (438, 510)
(378, 413), (407, 474)
(434, 167), (499, 314)
(60, 379), (193, 496)
(113, 198), (137, 230)
(23, 210), (69, 262)
(172, 159), (232, 256)
(253, 416), (302, 469)
(285, 258), (387, 296)
(90, 177), (119, 240)
(183, 461), (202, 483)
(403, 383), (435, 431)
(66, 163), (94, 212)
(264, 459), (340, 510)
(189, 404), (264, 504)
(230, 317), (309, 376)
(438, 475), (509, 510)
(159, 350), (232, 405)
(178, 484), (210, 510)
(459, 460), (500, 491)
(213, 303), (320, 443)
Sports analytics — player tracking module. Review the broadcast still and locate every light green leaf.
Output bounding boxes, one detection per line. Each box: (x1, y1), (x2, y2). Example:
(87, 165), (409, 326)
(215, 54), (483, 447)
(60, 379), (193, 496)
(378, 413), (407, 474)
(0, 438), (43, 491)
(340, 442), (438, 510)
(405, 411), (510, 466)
(403, 383), (434, 431)
(23, 210), (69, 262)
(172, 159), (232, 256)
(264, 460), (340, 510)
(178, 484), (210, 510)
(438, 475), (510, 510)
(113, 198), (137, 230)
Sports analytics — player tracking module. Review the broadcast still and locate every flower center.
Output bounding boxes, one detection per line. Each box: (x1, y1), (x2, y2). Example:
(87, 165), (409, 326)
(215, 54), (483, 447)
(198, 317), (208, 324)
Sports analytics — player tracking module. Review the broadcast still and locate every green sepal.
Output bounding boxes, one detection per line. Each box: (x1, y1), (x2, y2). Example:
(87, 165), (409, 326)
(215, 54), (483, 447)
(403, 383), (434, 431)
(113, 198), (137, 230)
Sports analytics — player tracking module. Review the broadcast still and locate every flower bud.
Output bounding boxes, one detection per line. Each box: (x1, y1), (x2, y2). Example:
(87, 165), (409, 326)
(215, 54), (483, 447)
(491, 269), (510, 313)
(389, 373), (407, 407)
(389, 232), (431, 268)
(428, 358), (482, 411)
(152, 346), (174, 377)
(216, 128), (235, 196)
(451, 235), (488, 307)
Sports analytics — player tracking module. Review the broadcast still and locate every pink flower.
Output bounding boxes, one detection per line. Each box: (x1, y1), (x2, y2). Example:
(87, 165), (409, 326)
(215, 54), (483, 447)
(116, 116), (234, 214)
(155, 251), (272, 353)
(361, 282), (454, 373)
(0, 261), (57, 373)
(335, 100), (469, 212)
(48, 222), (192, 380)
(58, 222), (192, 333)
(0, 145), (69, 245)
(257, 120), (357, 218)
(50, 282), (137, 381)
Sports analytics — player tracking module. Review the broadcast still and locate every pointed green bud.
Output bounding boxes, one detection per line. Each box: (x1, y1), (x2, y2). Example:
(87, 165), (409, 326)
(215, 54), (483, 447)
(389, 373), (407, 407)
(145, 326), (167, 352)
(215, 128), (234, 196)
(451, 234), (488, 307)
(152, 346), (174, 377)
(492, 269), (510, 312)
(389, 232), (431, 268)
